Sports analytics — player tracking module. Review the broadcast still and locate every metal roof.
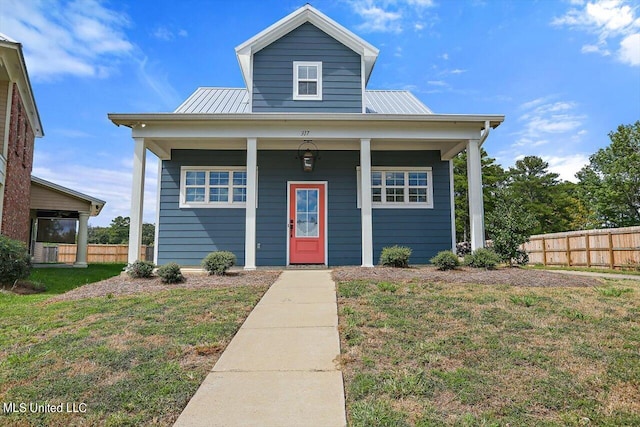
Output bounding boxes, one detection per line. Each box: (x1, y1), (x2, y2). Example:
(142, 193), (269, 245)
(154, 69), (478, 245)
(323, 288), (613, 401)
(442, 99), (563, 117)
(174, 88), (433, 115)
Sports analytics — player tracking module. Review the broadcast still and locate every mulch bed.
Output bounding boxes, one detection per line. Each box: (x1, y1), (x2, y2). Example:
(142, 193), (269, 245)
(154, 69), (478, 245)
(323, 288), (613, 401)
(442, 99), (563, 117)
(332, 266), (605, 287)
(47, 270), (282, 303)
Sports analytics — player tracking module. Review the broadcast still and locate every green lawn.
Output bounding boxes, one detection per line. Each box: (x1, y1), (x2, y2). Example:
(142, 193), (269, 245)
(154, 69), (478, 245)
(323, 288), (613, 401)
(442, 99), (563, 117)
(0, 265), (269, 426)
(337, 277), (640, 426)
(25, 263), (127, 294)
(527, 264), (640, 276)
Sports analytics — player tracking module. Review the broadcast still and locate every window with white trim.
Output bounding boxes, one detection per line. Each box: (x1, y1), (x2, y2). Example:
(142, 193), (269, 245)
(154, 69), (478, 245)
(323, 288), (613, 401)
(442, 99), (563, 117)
(293, 61), (322, 100)
(357, 167), (433, 208)
(180, 167), (250, 208)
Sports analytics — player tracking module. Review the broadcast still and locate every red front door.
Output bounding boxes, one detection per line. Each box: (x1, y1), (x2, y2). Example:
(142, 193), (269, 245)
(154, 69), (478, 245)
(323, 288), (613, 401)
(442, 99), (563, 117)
(289, 183), (326, 264)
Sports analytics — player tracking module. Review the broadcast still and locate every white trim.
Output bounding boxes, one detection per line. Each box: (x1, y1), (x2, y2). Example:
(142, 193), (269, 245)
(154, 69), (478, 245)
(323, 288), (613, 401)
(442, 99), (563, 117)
(293, 61), (322, 101)
(467, 139), (485, 250)
(244, 138), (258, 270)
(128, 137), (146, 264)
(179, 166), (250, 208)
(356, 166), (434, 209)
(449, 160), (456, 252)
(154, 158), (162, 264)
(286, 181), (328, 266)
(360, 139), (373, 267)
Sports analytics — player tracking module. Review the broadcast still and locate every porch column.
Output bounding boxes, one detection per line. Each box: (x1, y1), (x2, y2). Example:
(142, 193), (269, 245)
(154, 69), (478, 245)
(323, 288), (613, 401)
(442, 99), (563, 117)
(244, 137), (257, 270)
(467, 139), (485, 250)
(74, 212), (90, 268)
(128, 137), (146, 264)
(360, 138), (374, 267)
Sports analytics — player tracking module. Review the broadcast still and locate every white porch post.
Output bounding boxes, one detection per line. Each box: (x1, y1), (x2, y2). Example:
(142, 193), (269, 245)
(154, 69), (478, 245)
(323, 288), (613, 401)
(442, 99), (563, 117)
(244, 137), (257, 270)
(74, 212), (90, 268)
(360, 138), (374, 267)
(128, 137), (146, 264)
(467, 139), (485, 250)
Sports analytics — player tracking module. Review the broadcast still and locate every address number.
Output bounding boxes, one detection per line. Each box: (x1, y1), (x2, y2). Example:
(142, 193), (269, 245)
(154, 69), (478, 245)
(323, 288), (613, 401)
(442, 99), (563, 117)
(301, 130), (310, 136)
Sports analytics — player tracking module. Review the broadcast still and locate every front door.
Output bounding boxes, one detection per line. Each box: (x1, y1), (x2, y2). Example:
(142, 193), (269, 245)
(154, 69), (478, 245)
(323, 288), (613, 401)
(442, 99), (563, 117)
(288, 182), (326, 264)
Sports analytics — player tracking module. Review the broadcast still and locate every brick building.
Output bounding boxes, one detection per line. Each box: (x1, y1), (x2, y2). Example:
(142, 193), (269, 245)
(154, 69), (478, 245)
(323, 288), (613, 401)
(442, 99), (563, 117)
(0, 34), (44, 243)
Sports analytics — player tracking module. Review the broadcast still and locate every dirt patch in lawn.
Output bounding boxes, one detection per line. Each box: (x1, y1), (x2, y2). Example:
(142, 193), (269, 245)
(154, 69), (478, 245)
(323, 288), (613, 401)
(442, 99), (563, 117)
(333, 266), (604, 287)
(47, 270), (282, 302)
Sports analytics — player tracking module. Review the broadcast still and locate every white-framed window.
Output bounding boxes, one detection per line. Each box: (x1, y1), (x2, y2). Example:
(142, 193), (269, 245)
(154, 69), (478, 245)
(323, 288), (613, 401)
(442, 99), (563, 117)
(293, 61), (322, 100)
(180, 166), (253, 208)
(357, 167), (434, 209)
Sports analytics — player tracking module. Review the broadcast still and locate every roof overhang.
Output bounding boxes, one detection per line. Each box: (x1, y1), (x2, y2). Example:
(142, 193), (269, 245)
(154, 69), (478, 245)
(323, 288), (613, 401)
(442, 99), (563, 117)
(0, 35), (44, 137)
(108, 113), (504, 161)
(235, 4), (379, 89)
(31, 176), (106, 216)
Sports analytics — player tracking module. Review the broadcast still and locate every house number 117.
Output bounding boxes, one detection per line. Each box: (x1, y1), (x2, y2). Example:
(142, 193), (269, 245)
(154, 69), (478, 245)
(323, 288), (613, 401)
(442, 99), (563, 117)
(301, 130), (310, 136)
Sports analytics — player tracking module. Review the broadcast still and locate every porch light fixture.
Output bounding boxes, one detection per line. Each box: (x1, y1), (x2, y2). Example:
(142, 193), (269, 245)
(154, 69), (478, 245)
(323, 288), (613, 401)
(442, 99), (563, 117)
(297, 140), (320, 172)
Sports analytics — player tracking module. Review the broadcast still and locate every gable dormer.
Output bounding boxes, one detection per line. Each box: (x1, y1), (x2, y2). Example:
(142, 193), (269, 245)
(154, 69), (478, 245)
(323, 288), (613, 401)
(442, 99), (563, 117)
(235, 5), (379, 113)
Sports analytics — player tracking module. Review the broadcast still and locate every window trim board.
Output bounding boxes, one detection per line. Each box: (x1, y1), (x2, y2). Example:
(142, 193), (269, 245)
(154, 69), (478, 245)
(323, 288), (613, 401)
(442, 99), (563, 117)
(356, 166), (434, 209)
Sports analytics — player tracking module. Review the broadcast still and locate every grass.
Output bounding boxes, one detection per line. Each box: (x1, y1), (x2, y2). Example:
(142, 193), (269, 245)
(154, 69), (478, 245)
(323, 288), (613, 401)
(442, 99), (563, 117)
(25, 263), (127, 294)
(0, 264), (268, 426)
(337, 277), (640, 426)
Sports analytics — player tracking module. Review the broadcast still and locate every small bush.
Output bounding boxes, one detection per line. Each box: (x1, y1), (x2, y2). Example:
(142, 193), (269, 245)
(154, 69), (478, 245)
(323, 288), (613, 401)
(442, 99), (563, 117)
(379, 246), (412, 268)
(0, 235), (31, 285)
(157, 262), (184, 284)
(202, 251), (236, 275)
(464, 248), (501, 269)
(125, 260), (155, 278)
(430, 250), (460, 271)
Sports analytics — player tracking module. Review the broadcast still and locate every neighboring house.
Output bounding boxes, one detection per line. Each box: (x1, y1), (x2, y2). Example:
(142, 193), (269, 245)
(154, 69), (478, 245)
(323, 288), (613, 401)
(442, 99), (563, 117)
(30, 176), (105, 267)
(0, 33), (44, 243)
(110, 5), (504, 268)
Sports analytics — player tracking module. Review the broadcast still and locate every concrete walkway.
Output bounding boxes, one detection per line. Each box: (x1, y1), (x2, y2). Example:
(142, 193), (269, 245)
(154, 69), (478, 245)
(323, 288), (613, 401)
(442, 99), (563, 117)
(173, 270), (346, 427)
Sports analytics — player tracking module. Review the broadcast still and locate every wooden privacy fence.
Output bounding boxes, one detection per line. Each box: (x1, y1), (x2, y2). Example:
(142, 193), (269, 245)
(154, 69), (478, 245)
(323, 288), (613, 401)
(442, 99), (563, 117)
(523, 226), (640, 269)
(57, 244), (152, 264)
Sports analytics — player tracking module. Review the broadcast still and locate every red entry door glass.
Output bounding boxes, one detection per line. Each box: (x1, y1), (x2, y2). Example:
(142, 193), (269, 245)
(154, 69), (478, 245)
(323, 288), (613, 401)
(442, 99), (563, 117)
(289, 183), (325, 264)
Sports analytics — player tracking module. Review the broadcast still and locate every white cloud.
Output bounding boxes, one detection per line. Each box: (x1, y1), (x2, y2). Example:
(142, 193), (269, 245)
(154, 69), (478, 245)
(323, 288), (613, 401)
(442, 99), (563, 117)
(544, 153), (591, 182)
(427, 80), (448, 86)
(449, 68), (467, 74)
(348, 0), (436, 33)
(513, 97), (587, 148)
(152, 26), (189, 41)
(1, 0), (134, 80)
(32, 156), (159, 227)
(619, 33), (640, 65)
(552, 0), (640, 67)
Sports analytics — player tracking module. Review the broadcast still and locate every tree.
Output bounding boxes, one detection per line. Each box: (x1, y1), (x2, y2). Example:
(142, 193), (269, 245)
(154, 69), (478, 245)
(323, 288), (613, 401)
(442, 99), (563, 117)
(142, 223), (155, 246)
(576, 121), (640, 228)
(87, 217), (156, 246)
(453, 149), (506, 241)
(108, 216), (130, 244)
(506, 156), (576, 235)
(487, 188), (537, 266)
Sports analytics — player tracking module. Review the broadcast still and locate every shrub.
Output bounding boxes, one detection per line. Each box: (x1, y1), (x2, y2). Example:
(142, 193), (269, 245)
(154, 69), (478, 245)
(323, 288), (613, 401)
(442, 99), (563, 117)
(430, 250), (460, 271)
(464, 248), (501, 269)
(0, 235), (31, 285)
(202, 251), (236, 275)
(157, 262), (184, 284)
(125, 260), (155, 278)
(379, 246), (412, 268)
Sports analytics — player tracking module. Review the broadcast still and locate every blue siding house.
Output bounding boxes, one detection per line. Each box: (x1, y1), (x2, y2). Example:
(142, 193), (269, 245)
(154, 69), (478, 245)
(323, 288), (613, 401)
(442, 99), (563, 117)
(110, 5), (504, 268)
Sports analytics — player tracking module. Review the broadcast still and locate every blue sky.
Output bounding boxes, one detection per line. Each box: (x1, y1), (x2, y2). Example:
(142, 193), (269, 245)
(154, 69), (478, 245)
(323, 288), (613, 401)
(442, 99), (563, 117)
(2, 0), (639, 226)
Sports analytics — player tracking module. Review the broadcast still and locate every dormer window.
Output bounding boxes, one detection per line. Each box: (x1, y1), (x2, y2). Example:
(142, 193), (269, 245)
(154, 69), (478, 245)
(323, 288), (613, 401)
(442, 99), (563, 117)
(293, 61), (322, 100)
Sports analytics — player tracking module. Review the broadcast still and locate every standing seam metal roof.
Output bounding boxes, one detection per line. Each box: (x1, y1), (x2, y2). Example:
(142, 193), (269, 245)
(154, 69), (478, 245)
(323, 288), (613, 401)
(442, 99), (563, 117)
(174, 88), (432, 114)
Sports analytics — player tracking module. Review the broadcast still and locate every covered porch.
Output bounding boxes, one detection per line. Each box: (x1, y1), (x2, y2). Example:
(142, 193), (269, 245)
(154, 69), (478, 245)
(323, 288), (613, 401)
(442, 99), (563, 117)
(109, 113), (503, 268)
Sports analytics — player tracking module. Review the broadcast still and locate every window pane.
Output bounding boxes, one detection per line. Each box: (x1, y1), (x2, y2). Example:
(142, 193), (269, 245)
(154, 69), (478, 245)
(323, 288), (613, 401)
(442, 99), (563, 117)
(233, 187), (246, 202)
(371, 172), (382, 186)
(209, 188), (229, 202)
(386, 188), (404, 202)
(210, 172), (229, 186)
(233, 171), (247, 186)
(299, 65), (308, 79)
(386, 172), (404, 186)
(299, 82), (317, 95)
(409, 188), (427, 203)
(409, 172), (428, 186)
(307, 66), (317, 79)
(372, 187), (382, 202)
(186, 187), (205, 202)
(186, 171), (205, 186)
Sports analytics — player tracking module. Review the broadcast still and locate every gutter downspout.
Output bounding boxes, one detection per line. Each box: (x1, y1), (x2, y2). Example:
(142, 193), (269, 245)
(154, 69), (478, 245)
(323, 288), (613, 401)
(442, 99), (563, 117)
(479, 120), (491, 146)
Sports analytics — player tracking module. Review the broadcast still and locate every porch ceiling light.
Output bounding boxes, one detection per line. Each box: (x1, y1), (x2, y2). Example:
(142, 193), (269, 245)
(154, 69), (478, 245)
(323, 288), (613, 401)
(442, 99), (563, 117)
(297, 140), (319, 172)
